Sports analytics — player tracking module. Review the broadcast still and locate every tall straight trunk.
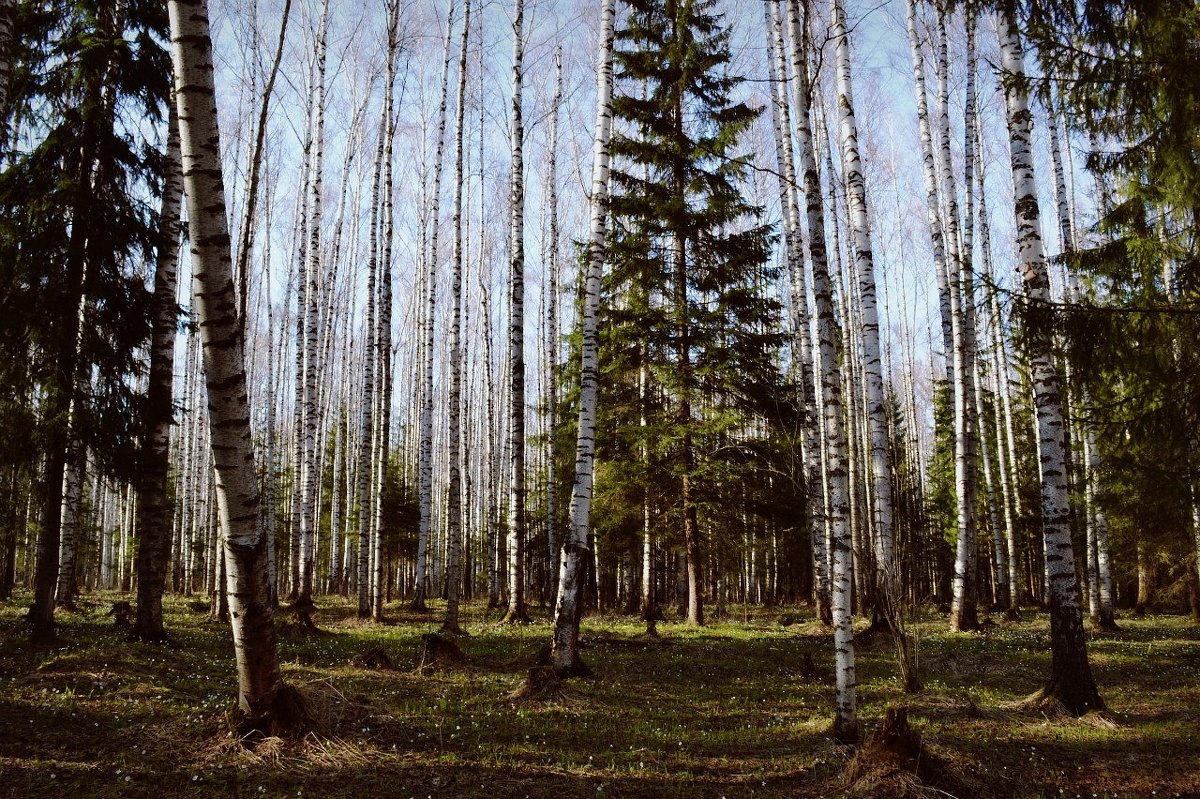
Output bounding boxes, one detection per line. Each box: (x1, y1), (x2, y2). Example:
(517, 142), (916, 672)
(265, 277), (279, 604)
(545, 45), (563, 604)
(768, 0), (829, 625)
(675, 231), (701, 627)
(638, 361), (656, 630)
(975, 114), (1022, 612)
(502, 0), (530, 624)
(442, 0), (471, 636)
(132, 104), (184, 641)
(298, 0), (331, 604)
(789, 0), (858, 739)
(962, 12), (1009, 613)
(930, 2), (981, 632)
(371, 2), (400, 621)
(168, 0), (286, 731)
(327, 407), (343, 593)
(997, 1), (1102, 714)
(550, 0), (614, 675)
(412, 0), (459, 613)
(355, 115), (386, 618)
(831, 0), (894, 588)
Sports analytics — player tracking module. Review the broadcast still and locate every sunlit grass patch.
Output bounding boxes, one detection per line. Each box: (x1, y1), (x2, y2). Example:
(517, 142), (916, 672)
(1, 592), (1198, 797)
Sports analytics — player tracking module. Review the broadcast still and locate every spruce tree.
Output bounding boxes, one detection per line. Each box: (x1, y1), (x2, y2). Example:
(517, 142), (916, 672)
(0, 0), (169, 642)
(607, 0), (783, 627)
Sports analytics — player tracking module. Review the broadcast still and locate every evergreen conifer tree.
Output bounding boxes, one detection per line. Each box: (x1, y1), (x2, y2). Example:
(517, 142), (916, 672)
(607, 0), (783, 627)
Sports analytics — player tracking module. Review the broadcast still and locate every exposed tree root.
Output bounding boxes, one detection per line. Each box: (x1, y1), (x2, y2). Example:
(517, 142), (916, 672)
(127, 624), (170, 644)
(1018, 667), (1106, 716)
(506, 666), (574, 703)
(237, 683), (312, 744)
(500, 607), (532, 625)
(1014, 685), (1108, 720)
(415, 632), (471, 674)
(844, 706), (965, 798)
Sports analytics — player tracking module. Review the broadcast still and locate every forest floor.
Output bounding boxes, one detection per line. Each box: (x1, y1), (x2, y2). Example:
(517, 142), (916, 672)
(0, 593), (1198, 799)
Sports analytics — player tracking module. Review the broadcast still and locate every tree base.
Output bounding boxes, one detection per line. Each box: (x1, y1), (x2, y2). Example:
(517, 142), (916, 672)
(440, 620), (470, 637)
(507, 666), (574, 703)
(831, 714), (862, 746)
(237, 683), (311, 743)
(1090, 612), (1119, 633)
(1020, 681), (1106, 718)
(844, 706), (961, 796)
(128, 624), (169, 644)
(950, 617), (982, 633)
(501, 607), (531, 625)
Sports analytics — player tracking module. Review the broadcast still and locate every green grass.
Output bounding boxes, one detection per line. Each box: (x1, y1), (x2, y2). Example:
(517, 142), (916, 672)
(1, 593), (1197, 798)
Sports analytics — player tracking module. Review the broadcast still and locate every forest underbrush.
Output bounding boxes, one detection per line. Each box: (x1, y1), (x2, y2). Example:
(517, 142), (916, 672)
(1, 593), (1197, 798)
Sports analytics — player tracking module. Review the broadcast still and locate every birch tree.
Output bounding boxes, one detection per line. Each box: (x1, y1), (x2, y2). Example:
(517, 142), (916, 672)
(168, 0), (290, 732)
(550, 0), (614, 677)
(544, 45), (563, 604)
(297, 0), (331, 609)
(442, 0), (471, 637)
(502, 0), (530, 624)
(830, 0), (895, 606)
(998, 0), (1102, 714)
(412, 0), (458, 613)
(788, 0), (859, 740)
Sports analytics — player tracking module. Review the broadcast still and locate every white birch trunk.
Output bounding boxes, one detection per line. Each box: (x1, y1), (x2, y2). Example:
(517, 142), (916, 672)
(998, 2), (1101, 713)
(442, 0), (471, 635)
(769, 0), (829, 625)
(503, 0), (530, 624)
(412, 0), (459, 612)
(371, 3), (400, 620)
(298, 0), (331, 605)
(931, 3), (981, 631)
(831, 0), (894, 584)
(550, 0), (614, 674)
(789, 0), (858, 740)
(168, 0), (285, 729)
(355, 111), (385, 617)
(545, 45), (563, 604)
